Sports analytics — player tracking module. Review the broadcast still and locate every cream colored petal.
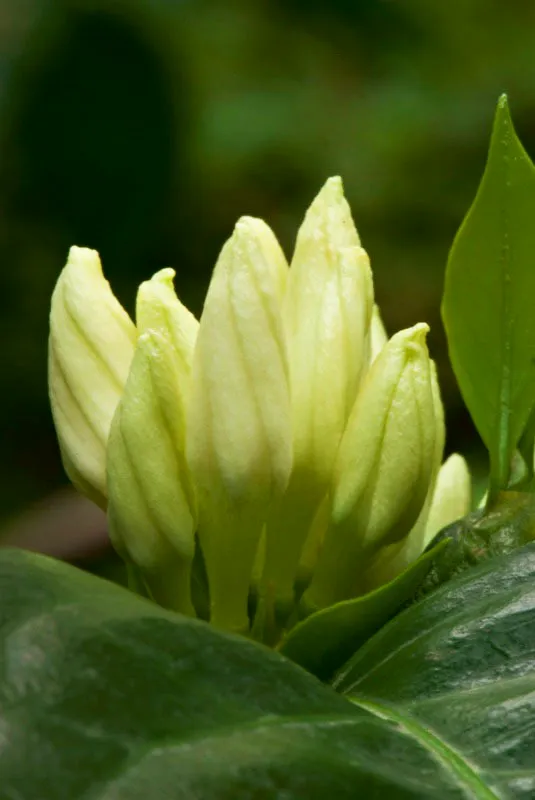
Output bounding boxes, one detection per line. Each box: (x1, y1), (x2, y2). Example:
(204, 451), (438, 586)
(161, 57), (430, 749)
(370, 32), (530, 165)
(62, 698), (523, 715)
(48, 246), (136, 506)
(370, 304), (388, 362)
(423, 453), (472, 548)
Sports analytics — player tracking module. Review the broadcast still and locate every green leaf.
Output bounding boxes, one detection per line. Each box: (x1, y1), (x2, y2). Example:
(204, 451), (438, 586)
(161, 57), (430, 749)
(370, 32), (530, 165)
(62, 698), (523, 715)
(419, 490), (535, 596)
(279, 540), (448, 682)
(335, 542), (535, 799)
(442, 95), (535, 493)
(0, 547), (494, 799)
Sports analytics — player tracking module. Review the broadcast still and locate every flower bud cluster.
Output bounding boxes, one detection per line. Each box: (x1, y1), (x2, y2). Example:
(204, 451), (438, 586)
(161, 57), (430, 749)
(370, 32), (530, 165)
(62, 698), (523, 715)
(49, 178), (471, 634)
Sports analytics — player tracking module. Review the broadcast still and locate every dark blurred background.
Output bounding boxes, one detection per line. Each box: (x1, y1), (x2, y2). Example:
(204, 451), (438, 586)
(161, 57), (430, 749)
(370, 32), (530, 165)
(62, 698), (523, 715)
(1, 0), (534, 560)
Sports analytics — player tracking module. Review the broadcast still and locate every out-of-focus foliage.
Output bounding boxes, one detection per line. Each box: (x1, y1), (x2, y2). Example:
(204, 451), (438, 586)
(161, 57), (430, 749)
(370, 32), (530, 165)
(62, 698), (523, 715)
(1, 0), (535, 520)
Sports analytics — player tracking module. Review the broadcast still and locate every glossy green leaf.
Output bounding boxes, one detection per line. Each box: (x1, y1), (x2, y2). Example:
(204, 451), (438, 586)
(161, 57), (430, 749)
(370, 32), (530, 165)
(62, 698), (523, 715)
(279, 540), (448, 681)
(335, 542), (535, 799)
(442, 95), (535, 493)
(0, 548), (493, 799)
(418, 490), (535, 597)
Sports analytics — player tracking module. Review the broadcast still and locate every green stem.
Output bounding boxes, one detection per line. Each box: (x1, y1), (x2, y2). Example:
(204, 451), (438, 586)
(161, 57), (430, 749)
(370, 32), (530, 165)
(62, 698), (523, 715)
(303, 519), (372, 611)
(126, 562), (149, 597)
(251, 584), (282, 646)
(260, 482), (320, 611)
(144, 558), (196, 617)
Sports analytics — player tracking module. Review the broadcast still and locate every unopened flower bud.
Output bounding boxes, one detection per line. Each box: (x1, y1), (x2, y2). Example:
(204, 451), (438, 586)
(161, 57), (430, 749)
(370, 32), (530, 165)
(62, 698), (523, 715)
(186, 217), (292, 633)
(262, 177), (374, 605)
(305, 323), (437, 608)
(365, 360), (446, 587)
(107, 330), (195, 614)
(283, 176), (373, 486)
(48, 247), (136, 507)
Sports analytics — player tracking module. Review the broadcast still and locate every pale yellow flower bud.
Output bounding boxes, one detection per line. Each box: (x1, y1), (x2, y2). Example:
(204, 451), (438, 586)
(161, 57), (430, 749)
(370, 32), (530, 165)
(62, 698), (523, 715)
(107, 330), (196, 614)
(423, 453), (472, 548)
(136, 268), (198, 369)
(186, 216), (292, 633)
(364, 360), (446, 587)
(283, 176), (373, 486)
(261, 177), (374, 606)
(305, 323), (437, 608)
(48, 246), (136, 507)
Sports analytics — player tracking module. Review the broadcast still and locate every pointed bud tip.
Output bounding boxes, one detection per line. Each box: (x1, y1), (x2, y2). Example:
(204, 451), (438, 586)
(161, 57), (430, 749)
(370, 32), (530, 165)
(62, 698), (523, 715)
(150, 267), (176, 286)
(445, 452), (470, 472)
(392, 322), (430, 350)
(407, 324), (430, 359)
(137, 268), (178, 310)
(234, 215), (271, 241)
(66, 246), (103, 277)
(296, 175), (361, 251)
(410, 321), (430, 342)
(321, 175), (343, 195)
(312, 176), (345, 209)
(230, 217), (287, 276)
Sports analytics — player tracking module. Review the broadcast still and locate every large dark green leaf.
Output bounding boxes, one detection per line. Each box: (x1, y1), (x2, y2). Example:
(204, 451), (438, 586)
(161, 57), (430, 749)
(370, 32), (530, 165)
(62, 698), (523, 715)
(0, 548), (487, 799)
(442, 95), (535, 492)
(335, 542), (535, 799)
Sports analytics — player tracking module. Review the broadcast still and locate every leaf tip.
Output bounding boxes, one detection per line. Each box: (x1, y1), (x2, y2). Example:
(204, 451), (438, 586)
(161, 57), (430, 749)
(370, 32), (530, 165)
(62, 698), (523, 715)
(493, 93), (513, 134)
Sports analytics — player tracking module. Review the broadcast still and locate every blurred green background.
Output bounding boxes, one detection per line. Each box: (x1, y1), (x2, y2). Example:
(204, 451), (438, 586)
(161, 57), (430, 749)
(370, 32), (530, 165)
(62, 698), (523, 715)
(1, 0), (534, 539)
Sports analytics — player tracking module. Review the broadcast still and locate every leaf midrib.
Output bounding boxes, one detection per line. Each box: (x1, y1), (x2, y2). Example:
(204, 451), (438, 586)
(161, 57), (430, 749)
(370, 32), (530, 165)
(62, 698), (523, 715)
(495, 122), (513, 492)
(350, 696), (501, 800)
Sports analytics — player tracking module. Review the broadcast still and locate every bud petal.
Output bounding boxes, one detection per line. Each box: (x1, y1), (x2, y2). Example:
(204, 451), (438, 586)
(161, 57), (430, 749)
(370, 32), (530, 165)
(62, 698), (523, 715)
(305, 323), (437, 608)
(107, 330), (195, 614)
(396, 359), (446, 561)
(48, 247), (136, 507)
(261, 177), (374, 604)
(136, 268), (198, 369)
(186, 217), (292, 632)
(424, 453), (472, 547)
(370, 304), (388, 362)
